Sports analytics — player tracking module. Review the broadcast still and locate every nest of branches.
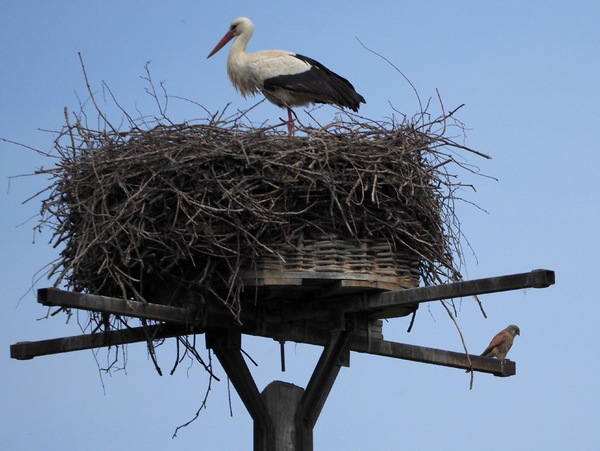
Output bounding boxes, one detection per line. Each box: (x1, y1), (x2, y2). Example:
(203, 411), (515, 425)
(39, 111), (484, 321)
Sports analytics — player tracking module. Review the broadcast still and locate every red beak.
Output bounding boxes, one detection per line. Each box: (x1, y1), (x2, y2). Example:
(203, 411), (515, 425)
(207, 31), (234, 58)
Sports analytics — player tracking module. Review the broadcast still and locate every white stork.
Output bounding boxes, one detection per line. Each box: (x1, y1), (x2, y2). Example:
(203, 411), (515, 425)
(207, 17), (365, 135)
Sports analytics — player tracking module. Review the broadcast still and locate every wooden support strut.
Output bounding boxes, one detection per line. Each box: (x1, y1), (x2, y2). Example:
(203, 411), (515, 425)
(205, 328), (350, 451)
(206, 329), (276, 451)
(295, 330), (351, 450)
(206, 328), (351, 451)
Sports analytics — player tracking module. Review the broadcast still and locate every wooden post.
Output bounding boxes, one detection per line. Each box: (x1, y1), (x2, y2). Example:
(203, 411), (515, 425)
(209, 329), (350, 451)
(259, 382), (305, 451)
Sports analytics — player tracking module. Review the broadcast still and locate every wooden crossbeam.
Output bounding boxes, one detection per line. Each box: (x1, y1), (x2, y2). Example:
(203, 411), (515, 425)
(374, 268), (554, 308)
(10, 324), (190, 360)
(348, 336), (515, 376)
(37, 270), (555, 329)
(283, 269), (555, 321)
(38, 288), (199, 325)
(10, 315), (514, 376)
(12, 269), (555, 375)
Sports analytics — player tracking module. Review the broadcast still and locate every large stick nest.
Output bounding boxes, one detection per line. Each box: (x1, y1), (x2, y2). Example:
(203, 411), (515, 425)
(39, 112), (484, 321)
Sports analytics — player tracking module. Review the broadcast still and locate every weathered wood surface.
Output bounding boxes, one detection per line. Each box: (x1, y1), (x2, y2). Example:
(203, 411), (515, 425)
(242, 270), (416, 295)
(283, 269), (555, 320)
(36, 270), (555, 326)
(260, 382), (305, 451)
(11, 316), (514, 376)
(10, 324), (189, 360)
(12, 269), (554, 376)
(38, 288), (199, 325)
(206, 330), (275, 451)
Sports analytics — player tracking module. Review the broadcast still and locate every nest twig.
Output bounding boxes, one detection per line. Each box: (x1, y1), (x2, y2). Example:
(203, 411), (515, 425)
(35, 107), (485, 326)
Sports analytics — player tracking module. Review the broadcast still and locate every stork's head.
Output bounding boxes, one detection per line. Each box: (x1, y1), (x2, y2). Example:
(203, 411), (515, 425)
(207, 17), (254, 58)
(229, 17), (254, 38)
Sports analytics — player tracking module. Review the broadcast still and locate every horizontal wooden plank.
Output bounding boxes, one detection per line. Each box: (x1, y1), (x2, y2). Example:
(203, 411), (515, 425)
(374, 269), (555, 307)
(38, 288), (199, 325)
(242, 270), (413, 285)
(10, 324), (190, 360)
(349, 337), (515, 377)
(10, 315), (512, 376)
(283, 269), (555, 321)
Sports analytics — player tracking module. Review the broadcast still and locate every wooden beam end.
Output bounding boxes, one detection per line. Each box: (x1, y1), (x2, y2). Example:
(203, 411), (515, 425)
(10, 342), (35, 360)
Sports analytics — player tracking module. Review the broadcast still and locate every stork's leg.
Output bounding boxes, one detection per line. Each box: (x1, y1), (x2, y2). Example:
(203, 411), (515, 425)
(287, 107), (295, 136)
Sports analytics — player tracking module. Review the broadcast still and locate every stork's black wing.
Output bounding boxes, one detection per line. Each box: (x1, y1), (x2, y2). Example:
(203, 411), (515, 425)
(263, 54), (365, 111)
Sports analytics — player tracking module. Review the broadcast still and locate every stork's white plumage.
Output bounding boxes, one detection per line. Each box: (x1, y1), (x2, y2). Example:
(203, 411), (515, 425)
(207, 17), (365, 135)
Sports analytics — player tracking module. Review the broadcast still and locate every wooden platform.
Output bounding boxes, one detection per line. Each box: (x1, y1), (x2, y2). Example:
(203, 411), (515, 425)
(240, 269), (419, 320)
(242, 269), (416, 296)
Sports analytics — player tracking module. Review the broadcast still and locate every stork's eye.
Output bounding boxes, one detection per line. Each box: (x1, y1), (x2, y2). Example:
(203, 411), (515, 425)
(230, 24), (237, 32)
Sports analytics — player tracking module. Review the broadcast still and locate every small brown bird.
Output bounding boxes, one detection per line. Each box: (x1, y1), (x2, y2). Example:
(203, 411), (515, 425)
(481, 325), (521, 359)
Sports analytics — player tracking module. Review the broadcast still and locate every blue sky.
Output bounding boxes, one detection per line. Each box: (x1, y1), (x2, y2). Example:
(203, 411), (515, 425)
(2, 2), (599, 450)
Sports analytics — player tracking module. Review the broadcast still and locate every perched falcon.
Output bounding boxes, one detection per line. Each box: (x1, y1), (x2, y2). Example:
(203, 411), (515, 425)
(480, 325), (521, 359)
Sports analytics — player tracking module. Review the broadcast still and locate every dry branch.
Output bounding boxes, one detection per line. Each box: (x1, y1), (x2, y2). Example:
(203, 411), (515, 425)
(34, 105), (485, 328)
